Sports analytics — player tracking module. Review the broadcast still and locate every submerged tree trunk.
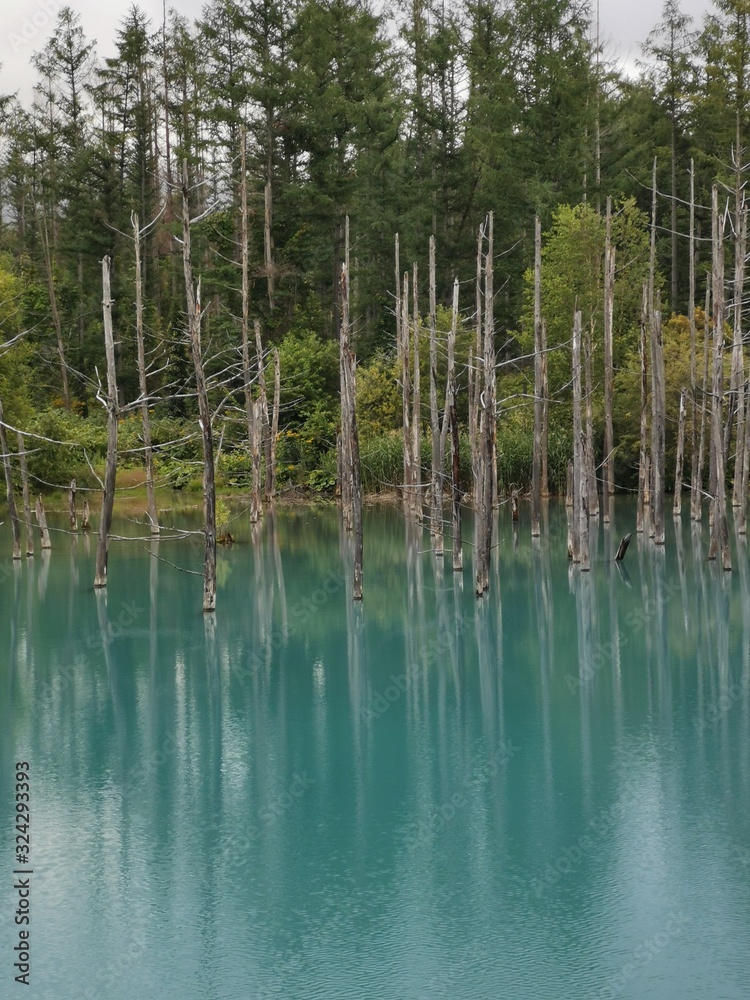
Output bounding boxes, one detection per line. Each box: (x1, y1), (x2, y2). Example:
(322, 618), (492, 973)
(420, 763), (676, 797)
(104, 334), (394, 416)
(0, 396), (21, 558)
(182, 160), (217, 611)
(531, 215), (542, 537)
(673, 388), (687, 516)
(16, 432), (34, 556)
(412, 263), (422, 522)
(94, 255), (119, 588)
(689, 161), (701, 522)
(35, 496), (51, 549)
(69, 479), (77, 532)
(603, 197), (616, 513)
(709, 186), (731, 570)
(636, 284), (650, 534)
(239, 129), (262, 525)
(475, 214), (496, 596)
(401, 269), (413, 515)
(732, 204), (747, 507)
(429, 235), (444, 554)
(572, 311), (589, 569)
(132, 212), (159, 533)
(651, 309), (666, 545)
(447, 277), (461, 571)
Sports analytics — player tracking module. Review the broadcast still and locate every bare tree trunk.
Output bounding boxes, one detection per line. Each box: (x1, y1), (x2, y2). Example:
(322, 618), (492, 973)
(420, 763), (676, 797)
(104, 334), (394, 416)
(428, 234), (443, 553)
(269, 348), (280, 501)
(541, 319), (549, 497)
(603, 196), (616, 511)
(573, 311), (588, 568)
(250, 399), (263, 523)
(695, 284), (711, 522)
(0, 396), (21, 558)
(82, 498), (90, 532)
(689, 161), (700, 521)
(469, 227), (483, 491)
(412, 263), (422, 522)
(339, 224), (353, 532)
(255, 320), (272, 503)
(182, 161), (217, 611)
(673, 388), (687, 516)
(566, 460), (574, 559)
(636, 284), (649, 533)
(340, 261), (363, 599)
(531, 215), (542, 537)
(732, 204), (747, 507)
(475, 214), (496, 597)
(395, 234), (402, 360)
(69, 479), (77, 532)
(649, 156), (657, 314)
(16, 432), (34, 556)
(484, 212), (497, 514)
(446, 276), (461, 571)
(132, 212), (159, 533)
(35, 496), (51, 549)
(651, 308), (666, 545)
(264, 180), (275, 310)
(739, 377), (750, 534)
(239, 128), (262, 525)
(584, 316), (598, 518)
(94, 255), (119, 588)
(401, 270), (413, 515)
(709, 186), (731, 569)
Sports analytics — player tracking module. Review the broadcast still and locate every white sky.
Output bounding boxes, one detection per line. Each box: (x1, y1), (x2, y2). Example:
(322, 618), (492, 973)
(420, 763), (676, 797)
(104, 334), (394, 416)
(0, 0), (716, 105)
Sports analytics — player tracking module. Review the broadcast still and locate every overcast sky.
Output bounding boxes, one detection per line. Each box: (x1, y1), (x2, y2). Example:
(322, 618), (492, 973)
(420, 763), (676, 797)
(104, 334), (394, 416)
(1, 0), (716, 104)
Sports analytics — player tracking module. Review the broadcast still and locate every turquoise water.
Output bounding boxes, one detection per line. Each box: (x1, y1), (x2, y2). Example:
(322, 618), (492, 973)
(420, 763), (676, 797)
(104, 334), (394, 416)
(1, 500), (749, 999)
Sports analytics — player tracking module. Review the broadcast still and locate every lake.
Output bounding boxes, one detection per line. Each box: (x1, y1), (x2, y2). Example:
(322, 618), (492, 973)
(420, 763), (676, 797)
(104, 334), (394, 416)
(1, 499), (749, 999)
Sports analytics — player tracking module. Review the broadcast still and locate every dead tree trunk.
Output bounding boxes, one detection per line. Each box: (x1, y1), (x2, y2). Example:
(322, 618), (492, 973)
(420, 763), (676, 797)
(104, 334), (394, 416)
(412, 263), (422, 522)
(485, 214), (497, 512)
(239, 129), (262, 525)
(428, 235), (444, 553)
(182, 161), (217, 611)
(532, 215), (542, 537)
(269, 348), (280, 501)
(69, 479), (77, 532)
(709, 186), (731, 569)
(339, 230), (353, 531)
(395, 234), (402, 360)
(673, 388), (687, 516)
(566, 460), (574, 559)
(573, 311), (589, 569)
(82, 498), (90, 531)
(584, 317), (598, 518)
(0, 397), (21, 558)
(255, 320), (272, 503)
(94, 255), (119, 588)
(340, 262), (363, 599)
(695, 284), (711, 521)
(541, 319), (549, 497)
(401, 270), (413, 515)
(475, 214), (496, 597)
(35, 496), (51, 549)
(651, 308), (666, 545)
(739, 377), (750, 534)
(689, 161), (701, 521)
(447, 277), (461, 571)
(603, 196), (616, 512)
(469, 227), (483, 491)
(732, 204), (747, 507)
(132, 212), (159, 533)
(264, 180), (275, 310)
(16, 432), (34, 556)
(636, 284), (650, 533)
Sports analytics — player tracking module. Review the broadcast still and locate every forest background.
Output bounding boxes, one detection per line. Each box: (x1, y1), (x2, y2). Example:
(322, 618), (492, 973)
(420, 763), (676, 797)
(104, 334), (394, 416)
(0, 0), (743, 504)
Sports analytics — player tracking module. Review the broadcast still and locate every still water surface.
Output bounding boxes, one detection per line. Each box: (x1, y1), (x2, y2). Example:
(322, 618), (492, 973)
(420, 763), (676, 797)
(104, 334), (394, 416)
(1, 501), (749, 999)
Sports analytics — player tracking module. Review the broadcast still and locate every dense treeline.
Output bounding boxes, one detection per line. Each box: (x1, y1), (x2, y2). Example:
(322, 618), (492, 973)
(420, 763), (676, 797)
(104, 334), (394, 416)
(0, 0), (747, 496)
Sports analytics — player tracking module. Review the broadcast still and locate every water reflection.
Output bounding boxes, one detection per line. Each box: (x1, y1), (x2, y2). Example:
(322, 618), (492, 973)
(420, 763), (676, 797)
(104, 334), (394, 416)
(1, 501), (749, 999)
